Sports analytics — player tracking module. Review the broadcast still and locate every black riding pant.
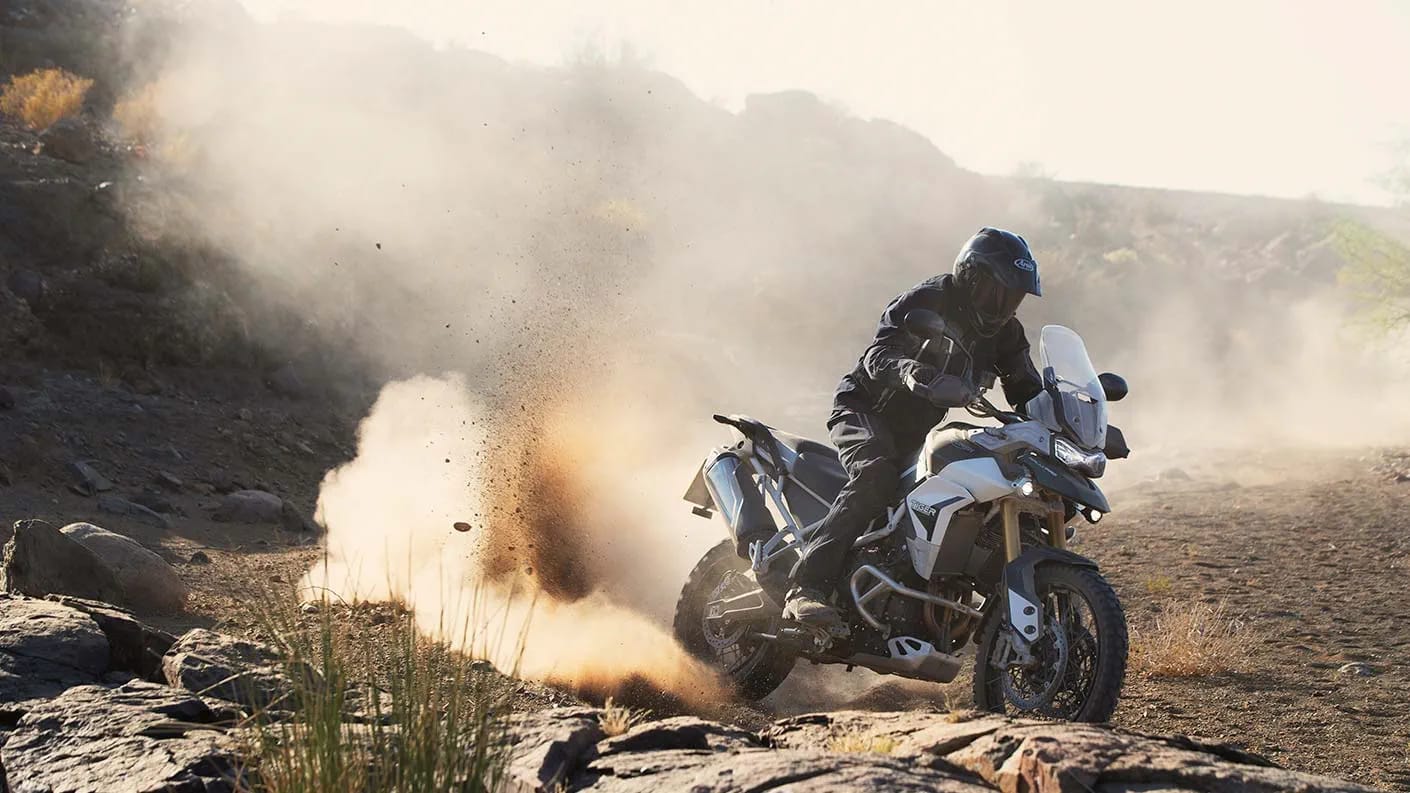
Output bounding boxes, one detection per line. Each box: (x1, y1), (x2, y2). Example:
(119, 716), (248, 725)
(794, 410), (901, 591)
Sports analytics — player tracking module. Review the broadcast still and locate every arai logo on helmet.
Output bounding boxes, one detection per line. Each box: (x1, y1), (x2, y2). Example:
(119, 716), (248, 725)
(1013, 258), (1036, 271)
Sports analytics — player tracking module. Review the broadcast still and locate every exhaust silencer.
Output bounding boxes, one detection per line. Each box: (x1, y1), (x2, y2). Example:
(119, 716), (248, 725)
(702, 451), (776, 558)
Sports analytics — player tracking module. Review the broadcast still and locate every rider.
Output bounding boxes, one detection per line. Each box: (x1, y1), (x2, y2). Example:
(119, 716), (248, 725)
(784, 227), (1045, 627)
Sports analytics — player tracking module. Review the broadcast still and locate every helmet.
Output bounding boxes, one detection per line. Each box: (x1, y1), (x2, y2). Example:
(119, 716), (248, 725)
(952, 227), (1041, 336)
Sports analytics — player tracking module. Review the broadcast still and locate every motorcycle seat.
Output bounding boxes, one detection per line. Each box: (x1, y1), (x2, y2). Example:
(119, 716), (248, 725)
(713, 414), (847, 501)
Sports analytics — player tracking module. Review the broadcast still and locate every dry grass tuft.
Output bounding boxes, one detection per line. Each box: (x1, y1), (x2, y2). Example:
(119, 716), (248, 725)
(826, 729), (899, 755)
(598, 697), (647, 737)
(1143, 575), (1174, 596)
(0, 68), (93, 130)
(1129, 600), (1253, 678)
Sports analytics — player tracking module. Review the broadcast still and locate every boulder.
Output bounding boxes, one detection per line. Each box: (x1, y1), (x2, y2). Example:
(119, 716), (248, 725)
(1, 519), (125, 605)
(38, 117), (98, 163)
(162, 628), (317, 711)
(0, 594), (108, 710)
(0, 680), (243, 792)
(60, 522), (187, 612)
(213, 489), (284, 523)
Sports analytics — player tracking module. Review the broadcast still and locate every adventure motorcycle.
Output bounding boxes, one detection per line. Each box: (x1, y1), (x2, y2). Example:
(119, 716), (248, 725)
(676, 310), (1131, 720)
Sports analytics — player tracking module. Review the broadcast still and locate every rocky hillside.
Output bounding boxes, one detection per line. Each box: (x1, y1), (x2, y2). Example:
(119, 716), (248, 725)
(0, 589), (1373, 792)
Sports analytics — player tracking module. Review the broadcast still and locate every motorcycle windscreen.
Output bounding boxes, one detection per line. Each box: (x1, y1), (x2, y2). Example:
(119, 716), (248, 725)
(1039, 325), (1107, 450)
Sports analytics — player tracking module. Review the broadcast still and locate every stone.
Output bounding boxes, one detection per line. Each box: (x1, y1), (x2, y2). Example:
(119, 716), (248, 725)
(66, 459), (113, 495)
(188, 550), (212, 565)
(0, 385), (15, 410)
(59, 523), (187, 613)
(38, 117), (98, 163)
(506, 707), (605, 793)
(1, 519), (126, 605)
(1337, 661), (1375, 676)
(0, 680), (244, 792)
(213, 489), (284, 523)
(154, 470), (184, 490)
(163, 628), (318, 711)
(0, 594), (108, 710)
(45, 595), (177, 681)
(97, 493), (175, 529)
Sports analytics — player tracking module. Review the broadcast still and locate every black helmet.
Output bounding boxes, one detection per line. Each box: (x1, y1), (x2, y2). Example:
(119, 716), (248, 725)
(952, 227), (1041, 336)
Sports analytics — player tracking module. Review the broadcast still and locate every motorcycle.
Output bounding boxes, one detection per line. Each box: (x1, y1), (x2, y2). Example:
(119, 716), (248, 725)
(675, 310), (1131, 720)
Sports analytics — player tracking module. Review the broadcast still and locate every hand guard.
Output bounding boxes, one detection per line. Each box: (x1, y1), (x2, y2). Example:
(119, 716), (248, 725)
(901, 361), (979, 408)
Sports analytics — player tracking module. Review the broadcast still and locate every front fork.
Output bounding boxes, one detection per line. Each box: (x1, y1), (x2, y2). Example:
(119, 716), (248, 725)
(998, 496), (1071, 659)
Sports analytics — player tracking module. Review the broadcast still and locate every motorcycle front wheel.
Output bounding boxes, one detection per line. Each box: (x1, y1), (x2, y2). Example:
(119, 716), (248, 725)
(673, 540), (795, 701)
(972, 563), (1127, 722)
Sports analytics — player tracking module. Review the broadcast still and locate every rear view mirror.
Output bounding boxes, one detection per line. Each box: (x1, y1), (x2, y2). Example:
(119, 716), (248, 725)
(1098, 372), (1128, 402)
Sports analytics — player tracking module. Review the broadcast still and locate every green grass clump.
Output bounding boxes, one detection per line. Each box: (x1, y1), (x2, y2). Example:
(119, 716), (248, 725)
(239, 594), (516, 793)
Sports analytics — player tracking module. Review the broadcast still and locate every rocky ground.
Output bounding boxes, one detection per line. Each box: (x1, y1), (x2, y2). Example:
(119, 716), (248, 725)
(0, 592), (1378, 792)
(3, 358), (1408, 789)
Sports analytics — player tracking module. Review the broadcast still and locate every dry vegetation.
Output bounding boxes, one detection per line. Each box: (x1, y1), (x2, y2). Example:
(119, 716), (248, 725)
(0, 67), (92, 130)
(1128, 601), (1254, 679)
(598, 697), (648, 738)
(825, 729), (899, 755)
(113, 80), (161, 143)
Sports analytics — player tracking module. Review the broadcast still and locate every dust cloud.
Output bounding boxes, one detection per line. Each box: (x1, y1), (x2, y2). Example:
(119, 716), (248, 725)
(121, 3), (1410, 708)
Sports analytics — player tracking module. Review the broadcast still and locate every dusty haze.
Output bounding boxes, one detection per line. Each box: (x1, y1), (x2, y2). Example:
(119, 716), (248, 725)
(120, 3), (1410, 703)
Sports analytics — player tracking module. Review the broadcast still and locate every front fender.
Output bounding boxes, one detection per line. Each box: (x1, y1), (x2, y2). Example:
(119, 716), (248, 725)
(1002, 546), (1099, 643)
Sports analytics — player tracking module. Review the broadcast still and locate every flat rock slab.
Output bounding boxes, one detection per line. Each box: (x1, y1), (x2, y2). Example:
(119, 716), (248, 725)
(0, 594), (109, 678)
(767, 710), (1374, 793)
(1, 680), (243, 792)
(580, 747), (993, 792)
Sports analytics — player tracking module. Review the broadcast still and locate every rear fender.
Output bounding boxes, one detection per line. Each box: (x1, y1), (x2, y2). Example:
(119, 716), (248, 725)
(1002, 546), (1099, 644)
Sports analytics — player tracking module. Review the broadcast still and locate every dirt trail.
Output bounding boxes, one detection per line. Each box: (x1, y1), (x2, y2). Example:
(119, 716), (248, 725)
(1090, 448), (1410, 789)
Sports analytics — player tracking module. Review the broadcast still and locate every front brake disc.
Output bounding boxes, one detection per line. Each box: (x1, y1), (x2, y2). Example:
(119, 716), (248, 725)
(1000, 613), (1070, 712)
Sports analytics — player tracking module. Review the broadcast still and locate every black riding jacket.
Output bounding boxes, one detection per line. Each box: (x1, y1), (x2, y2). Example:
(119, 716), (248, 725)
(834, 274), (1043, 448)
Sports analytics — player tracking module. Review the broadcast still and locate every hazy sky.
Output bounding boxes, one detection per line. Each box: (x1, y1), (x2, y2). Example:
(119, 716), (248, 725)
(240, 0), (1410, 205)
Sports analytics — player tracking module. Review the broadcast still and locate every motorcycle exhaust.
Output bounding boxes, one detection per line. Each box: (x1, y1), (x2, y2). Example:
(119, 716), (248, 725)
(702, 450), (777, 557)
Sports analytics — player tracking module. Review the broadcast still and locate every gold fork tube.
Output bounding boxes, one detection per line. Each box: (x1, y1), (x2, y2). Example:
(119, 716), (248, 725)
(1002, 498), (1022, 562)
(1047, 506), (1068, 551)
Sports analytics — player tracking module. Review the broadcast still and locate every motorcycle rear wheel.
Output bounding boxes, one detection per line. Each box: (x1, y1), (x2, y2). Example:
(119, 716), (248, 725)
(972, 562), (1127, 722)
(673, 540), (795, 701)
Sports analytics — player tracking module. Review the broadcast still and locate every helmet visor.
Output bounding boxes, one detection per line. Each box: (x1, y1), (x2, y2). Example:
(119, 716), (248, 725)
(970, 271), (1026, 325)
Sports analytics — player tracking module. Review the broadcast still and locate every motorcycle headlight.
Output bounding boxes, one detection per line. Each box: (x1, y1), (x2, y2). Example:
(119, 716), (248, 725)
(1052, 436), (1107, 478)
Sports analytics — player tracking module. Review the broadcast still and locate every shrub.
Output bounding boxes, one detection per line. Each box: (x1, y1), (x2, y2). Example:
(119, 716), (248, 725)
(0, 68), (93, 130)
(1128, 601), (1252, 678)
(239, 595), (517, 793)
(1334, 219), (1410, 332)
(114, 81), (161, 143)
